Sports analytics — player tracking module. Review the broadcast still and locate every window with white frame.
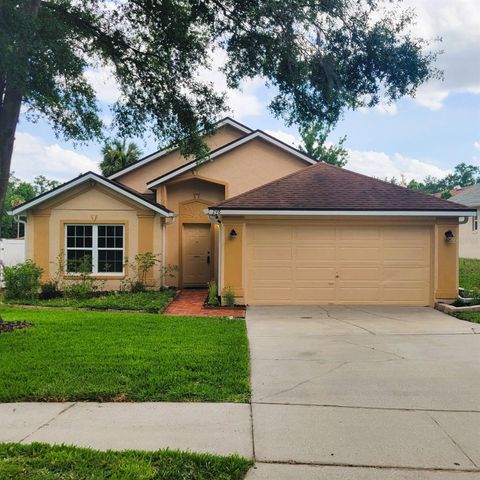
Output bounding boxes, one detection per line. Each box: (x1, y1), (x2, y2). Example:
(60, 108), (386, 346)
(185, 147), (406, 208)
(473, 215), (478, 232)
(65, 224), (124, 274)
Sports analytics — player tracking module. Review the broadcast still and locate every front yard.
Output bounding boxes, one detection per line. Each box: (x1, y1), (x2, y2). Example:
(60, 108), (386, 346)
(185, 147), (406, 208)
(459, 257), (480, 292)
(0, 307), (250, 403)
(0, 443), (252, 480)
(2, 290), (176, 313)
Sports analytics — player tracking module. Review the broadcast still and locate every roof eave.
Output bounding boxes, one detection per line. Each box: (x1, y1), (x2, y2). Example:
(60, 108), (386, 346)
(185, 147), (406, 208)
(207, 208), (477, 217)
(10, 172), (174, 217)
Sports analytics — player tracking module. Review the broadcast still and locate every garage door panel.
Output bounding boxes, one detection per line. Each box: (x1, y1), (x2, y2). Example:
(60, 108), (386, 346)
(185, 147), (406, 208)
(248, 266), (293, 281)
(245, 224), (431, 305)
(295, 287), (337, 302)
(337, 287), (381, 303)
(383, 267), (429, 281)
(295, 246), (336, 260)
(383, 247), (428, 262)
(249, 226), (293, 243)
(295, 266), (336, 281)
(337, 267), (381, 281)
(294, 226), (336, 243)
(249, 245), (293, 261)
(338, 247), (381, 261)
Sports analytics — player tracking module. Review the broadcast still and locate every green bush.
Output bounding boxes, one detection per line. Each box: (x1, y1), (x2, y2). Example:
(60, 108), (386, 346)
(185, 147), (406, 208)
(40, 281), (61, 300)
(207, 281), (220, 306)
(223, 286), (236, 307)
(63, 281), (95, 300)
(3, 260), (43, 300)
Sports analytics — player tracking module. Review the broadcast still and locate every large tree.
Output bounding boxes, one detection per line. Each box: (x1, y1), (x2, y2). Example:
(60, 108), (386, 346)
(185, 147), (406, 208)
(0, 0), (439, 217)
(100, 139), (142, 176)
(299, 124), (348, 167)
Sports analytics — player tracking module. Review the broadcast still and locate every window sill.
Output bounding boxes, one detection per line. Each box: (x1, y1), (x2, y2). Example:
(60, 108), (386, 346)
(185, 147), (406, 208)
(63, 274), (126, 280)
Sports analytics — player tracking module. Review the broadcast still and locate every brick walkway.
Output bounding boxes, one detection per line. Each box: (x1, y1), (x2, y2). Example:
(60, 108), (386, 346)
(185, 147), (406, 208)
(164, 289), (245, 318)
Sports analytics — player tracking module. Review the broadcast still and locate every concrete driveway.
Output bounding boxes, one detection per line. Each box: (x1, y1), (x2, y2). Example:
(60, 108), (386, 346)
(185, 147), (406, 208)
(246, 306), (480, 479)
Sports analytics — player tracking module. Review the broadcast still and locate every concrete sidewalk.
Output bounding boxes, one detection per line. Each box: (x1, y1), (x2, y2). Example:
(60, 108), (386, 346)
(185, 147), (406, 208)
(0, 402), (252, 458)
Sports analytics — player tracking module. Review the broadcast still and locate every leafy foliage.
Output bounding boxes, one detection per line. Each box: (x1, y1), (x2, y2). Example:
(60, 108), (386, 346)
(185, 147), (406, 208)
(100, 138), (142, 176)
(406, 163), (480, 195)
(299, 124), (348, 166)
(4, 290), (176, 313)
(223, 286), (236, 307)
(207, 281), (220, 306)
(1, 174), (60, 238)
(1, 0), (438, 211)
(3, 260), (43, 300)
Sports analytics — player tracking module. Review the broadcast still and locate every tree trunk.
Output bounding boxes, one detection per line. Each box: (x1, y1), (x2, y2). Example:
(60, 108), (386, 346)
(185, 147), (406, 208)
(0, 0), (42, 235)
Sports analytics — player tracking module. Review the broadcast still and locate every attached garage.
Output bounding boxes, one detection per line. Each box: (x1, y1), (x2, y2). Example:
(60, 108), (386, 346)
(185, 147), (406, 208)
(245, 222), (432, 306)
(208, 162), (476, 306)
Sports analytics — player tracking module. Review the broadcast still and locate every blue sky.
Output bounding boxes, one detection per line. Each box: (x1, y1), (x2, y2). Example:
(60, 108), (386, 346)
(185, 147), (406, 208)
(10, 0), (480, 184)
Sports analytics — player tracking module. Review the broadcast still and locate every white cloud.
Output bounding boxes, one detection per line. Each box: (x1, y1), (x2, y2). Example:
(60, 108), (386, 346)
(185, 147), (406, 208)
(265, 128), (449, 182)
(474, 141), (480, 150)
(198, 49), (266, 119)
(346, 150), (450, 182)
(403, 0), (480, 109)
(265, 130), (300, 147)
(11, 132), (100, 182)
(84, 67), (121, 104)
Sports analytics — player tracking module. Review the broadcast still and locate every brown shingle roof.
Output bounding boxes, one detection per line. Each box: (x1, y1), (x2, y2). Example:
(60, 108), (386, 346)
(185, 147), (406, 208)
(214, 162), (474, 212)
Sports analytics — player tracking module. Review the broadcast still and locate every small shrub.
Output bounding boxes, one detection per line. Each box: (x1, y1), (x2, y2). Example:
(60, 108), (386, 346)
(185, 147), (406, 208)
(3, 260), (43, 300)
(40, 281), (61, 300)
(63, 282), (95, 300)
(223, 286), (236, 307)
(207, 281), (220, 306)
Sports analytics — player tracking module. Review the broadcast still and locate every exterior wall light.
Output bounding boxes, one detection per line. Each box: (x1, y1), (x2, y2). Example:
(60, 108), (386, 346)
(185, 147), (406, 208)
(444, 230), (455, 243)
(229, 228), (237, 238)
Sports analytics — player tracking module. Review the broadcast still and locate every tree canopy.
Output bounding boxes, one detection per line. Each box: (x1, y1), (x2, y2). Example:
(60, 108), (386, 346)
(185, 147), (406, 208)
(299, 124), (348, 167)
(406, 163), (480, 197)
(1, 174), (60, 238)
(100, 139), (142, 177)
(0, 0), (439, 216)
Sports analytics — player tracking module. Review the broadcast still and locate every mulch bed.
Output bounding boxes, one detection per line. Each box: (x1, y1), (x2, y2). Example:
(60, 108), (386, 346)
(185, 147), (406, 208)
(0, 320), (33, 334)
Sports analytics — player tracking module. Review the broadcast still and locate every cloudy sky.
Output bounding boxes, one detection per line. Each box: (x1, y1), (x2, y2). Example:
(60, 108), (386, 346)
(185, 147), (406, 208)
(10, 0), (480, 183)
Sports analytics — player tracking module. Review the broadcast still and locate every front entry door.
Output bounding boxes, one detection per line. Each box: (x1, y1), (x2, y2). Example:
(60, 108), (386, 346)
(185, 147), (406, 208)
(183, 223), (211, 286)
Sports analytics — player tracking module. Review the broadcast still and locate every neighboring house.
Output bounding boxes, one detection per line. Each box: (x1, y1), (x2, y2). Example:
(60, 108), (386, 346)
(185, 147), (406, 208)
(450, 184), (480, 258)
(10, 118), (475, 306)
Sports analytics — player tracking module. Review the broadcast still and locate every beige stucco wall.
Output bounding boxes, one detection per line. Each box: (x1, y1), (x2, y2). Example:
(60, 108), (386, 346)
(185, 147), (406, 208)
(220, 216), (460, 306)
(458, 211), (480, 258)
(115, 125), (246, 194)
(27, 184), (164, 291)
(168, 137), (309, 198)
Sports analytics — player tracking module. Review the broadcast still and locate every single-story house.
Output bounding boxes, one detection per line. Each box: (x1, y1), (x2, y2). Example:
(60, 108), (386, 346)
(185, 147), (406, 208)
(10, 117), (476, 306)
(450, 184), (480, 259)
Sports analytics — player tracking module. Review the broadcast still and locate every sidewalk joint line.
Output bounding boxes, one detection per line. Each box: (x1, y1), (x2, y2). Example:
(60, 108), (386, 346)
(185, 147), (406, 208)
(255, 459), (480, 473)
(19, 402), (77, 443)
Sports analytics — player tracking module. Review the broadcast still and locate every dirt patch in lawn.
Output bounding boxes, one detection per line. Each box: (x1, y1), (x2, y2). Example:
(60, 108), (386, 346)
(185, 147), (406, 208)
(0, 320), (33, 334)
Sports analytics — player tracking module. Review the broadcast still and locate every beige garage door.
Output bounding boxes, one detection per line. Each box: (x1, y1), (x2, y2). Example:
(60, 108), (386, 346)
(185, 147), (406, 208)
(245, 223), (432, 305)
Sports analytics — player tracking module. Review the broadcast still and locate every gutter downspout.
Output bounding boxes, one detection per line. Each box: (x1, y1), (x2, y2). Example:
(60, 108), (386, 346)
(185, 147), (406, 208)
(207, 211), (223, 291)
(161, 214), (177, 288)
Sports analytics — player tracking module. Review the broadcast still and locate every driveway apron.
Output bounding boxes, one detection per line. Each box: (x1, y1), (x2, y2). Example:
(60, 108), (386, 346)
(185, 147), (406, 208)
(246, 305), (480, 479)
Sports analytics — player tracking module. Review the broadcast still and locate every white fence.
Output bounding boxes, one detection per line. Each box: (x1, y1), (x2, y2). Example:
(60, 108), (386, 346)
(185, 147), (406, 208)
(0, 238), (25, 287)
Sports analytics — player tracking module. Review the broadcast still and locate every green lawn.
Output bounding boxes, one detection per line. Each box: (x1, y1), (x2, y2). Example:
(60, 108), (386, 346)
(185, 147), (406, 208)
(0, 307), (250, 402)
(3, 290), (176, 313)
(0, 443), (253, 480)
(459, 258), (480, 292)
(454, 312), (480, 324)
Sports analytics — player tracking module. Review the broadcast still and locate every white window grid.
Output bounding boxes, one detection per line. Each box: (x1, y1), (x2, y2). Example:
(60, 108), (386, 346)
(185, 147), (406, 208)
(65, 224), (125, 275)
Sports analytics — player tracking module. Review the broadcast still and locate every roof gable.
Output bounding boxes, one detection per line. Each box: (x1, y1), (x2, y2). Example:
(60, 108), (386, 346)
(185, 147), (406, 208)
(210, 162), (476, 216)
(10, 172), (173, 217)
(108, 117), (252, 180)
(146, 130), (317, 189)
